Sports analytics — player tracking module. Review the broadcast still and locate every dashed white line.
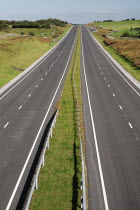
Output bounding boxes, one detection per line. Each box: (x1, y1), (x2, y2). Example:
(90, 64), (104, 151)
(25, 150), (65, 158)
(0, 28), (73, 101)
(36, 85), (38, 88)
(18, 106), (22, 110)
(41, 78), (43, 81)
(129, 123), (133, 129)
(45, 73), (47, 76)
(102, 72), (104, 74)
(28, 94), (31, 98)
(113, 93), (115, 97)
(4, 122), (9, 128)
(108, 85), (110, 87)
(119, 105), (122, 110)
(104, 78), (106, 80)
(89, 31), (140, 97)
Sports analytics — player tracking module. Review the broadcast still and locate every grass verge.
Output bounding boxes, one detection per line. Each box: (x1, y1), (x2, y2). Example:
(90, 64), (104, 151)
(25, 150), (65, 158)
(29, 27), (85, 210)
(93, 32), (140, 81)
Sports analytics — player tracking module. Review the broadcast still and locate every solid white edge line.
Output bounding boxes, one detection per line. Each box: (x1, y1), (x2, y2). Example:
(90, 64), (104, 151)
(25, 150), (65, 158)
(4, 122), (9, 128)
(87, 28), (140, 97)
(0, 26), (73, 100)
(81, 28), (109, 210)
(5, 31), (77, 210)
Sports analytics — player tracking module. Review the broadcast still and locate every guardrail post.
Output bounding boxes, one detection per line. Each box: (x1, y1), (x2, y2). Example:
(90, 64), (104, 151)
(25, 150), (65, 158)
(42, 156), (45, 167)
(35, 177), (38, 190)
(48, 136), (50, 149)
(50, 127), (52, 138)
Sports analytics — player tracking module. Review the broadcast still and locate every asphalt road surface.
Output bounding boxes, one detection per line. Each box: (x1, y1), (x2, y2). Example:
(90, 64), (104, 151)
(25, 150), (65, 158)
(0, 25), (78, 210)
(81, 25), (140, 210)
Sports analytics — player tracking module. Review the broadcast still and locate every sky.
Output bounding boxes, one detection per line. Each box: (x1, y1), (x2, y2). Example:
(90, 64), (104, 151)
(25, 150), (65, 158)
(0, 0), (140, 23)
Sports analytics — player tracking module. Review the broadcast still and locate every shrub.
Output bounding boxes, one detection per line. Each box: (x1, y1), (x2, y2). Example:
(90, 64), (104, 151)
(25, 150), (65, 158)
(28, 32), (35, 36)
(20, 32), (25, 35)
(121, 32), (129, 37)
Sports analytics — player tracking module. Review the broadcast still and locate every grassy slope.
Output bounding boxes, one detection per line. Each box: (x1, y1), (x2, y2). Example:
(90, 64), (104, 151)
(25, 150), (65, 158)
(92, 20), (140, 81)
(94, 20), (140, 31)
(0, 25), (71, 88)
(30, 28), (82, 210)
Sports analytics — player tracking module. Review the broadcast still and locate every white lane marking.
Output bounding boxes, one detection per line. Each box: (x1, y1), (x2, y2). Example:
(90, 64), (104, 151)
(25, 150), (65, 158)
(28, 94), (31, 98)
(41, 78), (43, 81)
(4, 122), (9, 128)
(45, 73), (47, 76)
(108, 85), (110, 87)
(104, 78), (106, 80)
(36, 85), (38, 88)
(89, 31), (140, 97)
(0, 28), (73, 101)
(129, 123), (133, 129)
(119, 105), (122, 110)
(49, 68), (50, 71)
(5, 33), (77, 210)
(81, 31), (109, 210)
(18, 106), (22, 110)
(113, 93), (115, 97)
(102, 72), (104, 74)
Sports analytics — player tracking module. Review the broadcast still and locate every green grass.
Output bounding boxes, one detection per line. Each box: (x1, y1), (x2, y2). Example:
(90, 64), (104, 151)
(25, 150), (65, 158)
(0, 26), (71, 88)
(93, 32), (140, 81)
(94, 20), (140, 31)
(0, 28), (54, 36)
(29, 27), (83, 210)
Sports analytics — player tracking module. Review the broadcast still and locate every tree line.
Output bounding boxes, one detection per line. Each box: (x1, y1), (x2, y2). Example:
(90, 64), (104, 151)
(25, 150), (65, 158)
(0, 18), (68, 30)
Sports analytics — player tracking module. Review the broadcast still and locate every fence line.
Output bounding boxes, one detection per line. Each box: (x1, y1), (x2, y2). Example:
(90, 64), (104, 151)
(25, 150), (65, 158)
(23, 110), (58, 210)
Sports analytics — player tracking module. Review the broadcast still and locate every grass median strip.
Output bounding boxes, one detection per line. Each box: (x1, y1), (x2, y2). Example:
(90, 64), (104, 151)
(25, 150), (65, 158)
(30, 27), (84, 210)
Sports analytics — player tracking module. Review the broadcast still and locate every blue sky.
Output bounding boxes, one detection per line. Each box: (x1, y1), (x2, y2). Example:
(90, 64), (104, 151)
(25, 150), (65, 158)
(0, 0), (140, 23)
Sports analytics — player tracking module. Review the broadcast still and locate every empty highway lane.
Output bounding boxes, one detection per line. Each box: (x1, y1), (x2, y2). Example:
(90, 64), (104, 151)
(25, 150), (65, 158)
(81, 25), (140, 210)
(0, 25), (78, 209)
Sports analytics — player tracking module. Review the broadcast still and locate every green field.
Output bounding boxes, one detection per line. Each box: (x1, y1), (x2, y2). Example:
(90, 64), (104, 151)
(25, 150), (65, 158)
(111, 30), (140, 39)
(0, 25), (71, 88)
(94, 20), (140, 31)
(30, 28), (83, 210)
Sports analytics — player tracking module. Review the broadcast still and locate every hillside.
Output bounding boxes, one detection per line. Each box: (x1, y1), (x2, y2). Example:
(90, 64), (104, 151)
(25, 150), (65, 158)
(88, 20), (140, 81)
(0, 25), (71, 88)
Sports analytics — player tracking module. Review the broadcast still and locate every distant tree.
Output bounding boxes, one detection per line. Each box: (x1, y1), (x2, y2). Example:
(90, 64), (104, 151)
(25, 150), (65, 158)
(131, 18), (135, 20)
(43, 23), (50, 29)
(103, 20), (114, 22)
